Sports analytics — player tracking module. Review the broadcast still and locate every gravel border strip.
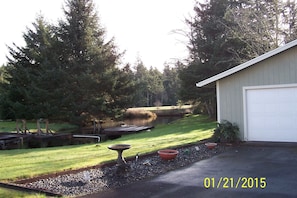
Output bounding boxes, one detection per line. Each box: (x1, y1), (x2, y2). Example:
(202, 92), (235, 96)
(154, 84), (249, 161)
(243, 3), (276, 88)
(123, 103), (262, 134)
(13, 142), (228, 197)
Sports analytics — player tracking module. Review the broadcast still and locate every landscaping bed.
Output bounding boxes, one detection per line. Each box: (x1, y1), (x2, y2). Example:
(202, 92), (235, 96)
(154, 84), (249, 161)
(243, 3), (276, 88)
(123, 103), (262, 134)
(0, 115), (218, 197)
(14, 141), (227, 197)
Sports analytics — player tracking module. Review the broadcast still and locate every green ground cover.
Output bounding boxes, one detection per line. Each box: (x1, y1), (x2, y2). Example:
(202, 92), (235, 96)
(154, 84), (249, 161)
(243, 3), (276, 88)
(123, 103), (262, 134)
(0, 121), (78, 133)
(0, 115), (215, 182)
(0, 187), (47, 198)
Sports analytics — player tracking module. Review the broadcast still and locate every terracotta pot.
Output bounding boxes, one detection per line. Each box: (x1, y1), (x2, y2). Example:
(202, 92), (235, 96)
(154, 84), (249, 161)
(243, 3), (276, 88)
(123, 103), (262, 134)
(205, 142), (217, 149)
(158, 149), (179, 160)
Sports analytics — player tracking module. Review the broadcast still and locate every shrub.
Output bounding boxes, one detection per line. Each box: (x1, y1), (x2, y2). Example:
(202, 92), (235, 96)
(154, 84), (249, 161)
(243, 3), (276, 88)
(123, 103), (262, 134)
(213, 120), (239, 143)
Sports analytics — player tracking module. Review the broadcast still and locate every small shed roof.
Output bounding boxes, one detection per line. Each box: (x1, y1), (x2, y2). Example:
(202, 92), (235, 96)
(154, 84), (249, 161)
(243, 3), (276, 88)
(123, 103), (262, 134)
(196, 39), (297, 87)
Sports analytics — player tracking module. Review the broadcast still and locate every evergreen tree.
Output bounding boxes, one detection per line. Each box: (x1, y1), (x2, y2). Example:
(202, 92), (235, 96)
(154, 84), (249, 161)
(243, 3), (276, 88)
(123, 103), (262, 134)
(223, 0), (283, 60)
(147, 67), (164, 106)
(3, 16), (63, 119)
(57, 0), (124, 123)
(0, 65), (11, 119)
(162, 64), (180, 106)
(103, 64), (136, 117)
(133, 59), (150, 107)
(179, 0), (297, 118)
(179, 0), (240, 118)
(223, 0), (297, 58)
(1, 0), (134, 123)
(131, 59), (165, 107)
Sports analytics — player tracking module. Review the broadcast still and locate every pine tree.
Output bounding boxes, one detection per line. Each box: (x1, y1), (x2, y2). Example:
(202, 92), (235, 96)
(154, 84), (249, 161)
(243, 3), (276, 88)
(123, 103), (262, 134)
(1, 0), (134, 123)
(147, 67), (164, 106)
(58, 0), (129, 123)
(179, 0), (297, 118)
(223, 0), (283, 60)
(180, 0), (239, 118)
(133, 59), (150, 107)
(162, 64), (180, 106)
(3, 16), (63, 119)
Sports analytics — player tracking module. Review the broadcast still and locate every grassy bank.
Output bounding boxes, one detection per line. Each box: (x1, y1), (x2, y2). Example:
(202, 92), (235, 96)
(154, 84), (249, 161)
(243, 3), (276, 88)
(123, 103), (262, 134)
(129, 105), (192, 111)
(0, 187), (46, 198)
(0, 115), (215, 181)
(127, 105), (193, 116)
(0, 121), (78, 133)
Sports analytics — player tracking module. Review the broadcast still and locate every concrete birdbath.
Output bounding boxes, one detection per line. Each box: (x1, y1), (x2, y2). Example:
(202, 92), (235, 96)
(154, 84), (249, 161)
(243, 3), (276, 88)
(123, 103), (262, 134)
(108, 144), (131, 167)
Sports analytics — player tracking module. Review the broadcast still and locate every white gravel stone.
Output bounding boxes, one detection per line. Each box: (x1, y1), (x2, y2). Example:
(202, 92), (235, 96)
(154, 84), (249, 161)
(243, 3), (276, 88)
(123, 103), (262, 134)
(18, 143), (226, 197)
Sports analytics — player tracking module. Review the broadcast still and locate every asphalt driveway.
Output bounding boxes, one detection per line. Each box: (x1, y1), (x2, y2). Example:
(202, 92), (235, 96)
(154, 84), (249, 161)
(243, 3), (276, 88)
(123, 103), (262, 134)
(82, 143), (297, 198)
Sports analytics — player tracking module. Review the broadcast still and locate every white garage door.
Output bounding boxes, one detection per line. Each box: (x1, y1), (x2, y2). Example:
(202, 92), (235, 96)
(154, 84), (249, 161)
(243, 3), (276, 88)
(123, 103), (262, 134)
(246, 85), (297, 142)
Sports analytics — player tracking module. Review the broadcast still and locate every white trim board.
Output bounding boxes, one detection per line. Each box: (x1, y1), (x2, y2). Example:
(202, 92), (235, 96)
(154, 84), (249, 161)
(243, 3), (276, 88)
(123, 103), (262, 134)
(216, 81), (221, 122)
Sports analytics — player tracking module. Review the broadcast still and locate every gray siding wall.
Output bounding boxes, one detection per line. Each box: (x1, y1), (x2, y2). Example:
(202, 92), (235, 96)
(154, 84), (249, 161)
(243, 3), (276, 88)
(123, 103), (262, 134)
(218, 47), (297, 140)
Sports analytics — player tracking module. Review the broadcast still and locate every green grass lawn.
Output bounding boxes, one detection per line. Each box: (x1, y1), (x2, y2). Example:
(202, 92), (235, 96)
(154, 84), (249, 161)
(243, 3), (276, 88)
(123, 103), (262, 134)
(0, 115), (215, 182)
(0, 187), (47, 198)
(0, 121), (78, 133)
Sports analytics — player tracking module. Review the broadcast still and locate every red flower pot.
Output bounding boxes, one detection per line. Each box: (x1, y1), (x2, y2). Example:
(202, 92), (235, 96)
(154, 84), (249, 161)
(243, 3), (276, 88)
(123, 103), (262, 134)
(158, 149), (179, 160)
(205, 142), (217, 149)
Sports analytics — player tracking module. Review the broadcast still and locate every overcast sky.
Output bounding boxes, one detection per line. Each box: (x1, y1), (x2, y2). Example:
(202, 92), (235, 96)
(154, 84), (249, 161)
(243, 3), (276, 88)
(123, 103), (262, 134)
(0, 0), (197, 71)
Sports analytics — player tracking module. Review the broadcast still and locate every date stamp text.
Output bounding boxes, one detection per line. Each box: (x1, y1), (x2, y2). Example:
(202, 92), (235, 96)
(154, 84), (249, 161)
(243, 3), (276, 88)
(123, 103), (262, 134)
(203, 177), (267, 189)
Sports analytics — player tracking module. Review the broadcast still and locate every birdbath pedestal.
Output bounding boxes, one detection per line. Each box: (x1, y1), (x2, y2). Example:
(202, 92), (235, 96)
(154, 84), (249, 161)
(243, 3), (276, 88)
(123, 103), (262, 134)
(108, 144), (131, 166)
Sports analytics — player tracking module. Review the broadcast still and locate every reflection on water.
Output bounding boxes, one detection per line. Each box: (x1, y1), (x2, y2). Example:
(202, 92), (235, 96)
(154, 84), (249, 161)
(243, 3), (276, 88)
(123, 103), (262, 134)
(101, 116), (182, 128)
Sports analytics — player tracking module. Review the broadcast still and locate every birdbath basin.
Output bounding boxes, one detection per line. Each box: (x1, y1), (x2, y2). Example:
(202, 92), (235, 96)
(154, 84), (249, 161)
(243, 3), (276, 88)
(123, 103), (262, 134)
(108, 144), (131, 166)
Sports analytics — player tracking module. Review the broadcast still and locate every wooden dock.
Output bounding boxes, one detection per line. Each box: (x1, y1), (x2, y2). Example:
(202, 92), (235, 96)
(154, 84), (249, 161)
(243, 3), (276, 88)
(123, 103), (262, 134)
(102, 125), (154, 136)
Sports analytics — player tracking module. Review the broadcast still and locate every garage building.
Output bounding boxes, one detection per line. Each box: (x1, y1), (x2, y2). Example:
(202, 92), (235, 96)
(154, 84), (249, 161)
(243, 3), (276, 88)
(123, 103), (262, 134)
(196, 39), (297, 142)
